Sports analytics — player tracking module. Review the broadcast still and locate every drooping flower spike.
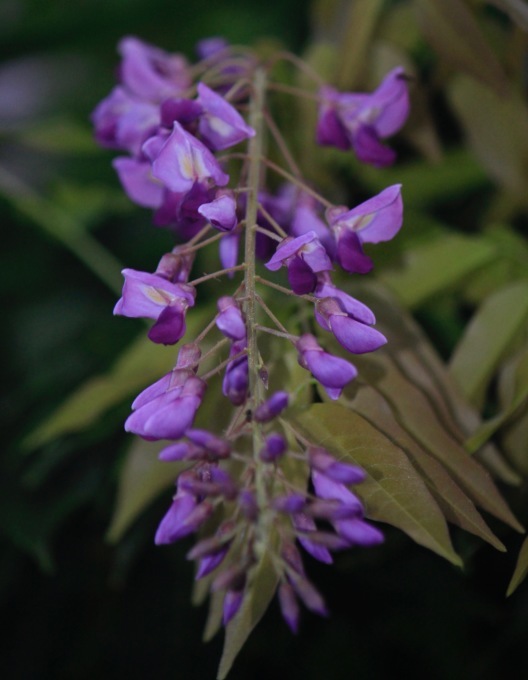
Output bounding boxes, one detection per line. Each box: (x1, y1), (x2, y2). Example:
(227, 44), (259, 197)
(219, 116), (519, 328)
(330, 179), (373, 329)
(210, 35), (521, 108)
(94, 35), (408, 643)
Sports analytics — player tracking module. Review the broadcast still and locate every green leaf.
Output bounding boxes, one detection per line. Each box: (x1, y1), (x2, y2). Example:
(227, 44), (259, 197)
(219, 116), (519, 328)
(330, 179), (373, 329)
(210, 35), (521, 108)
(449, 281), (528, 407)
(507, 537), (528, 596)
(358, 149), (488, 209)
(295, 405), (463, 566)
(349, 387), (505, 551)
(217, 528), (280, 680)
(413, 0), (507, 92)
(23, 334), (177, 449)
(352, 281), (522, 487)
(16, 117), (98, 154)
(336, 0), (385, 89)
(24, 304), (216, 449)
(106, 439), (187, 543)
(353, 350), (522, 531)
(448, 75), (528, 195)
(465, 345), (528, 452)
(380, 232), (496, 308)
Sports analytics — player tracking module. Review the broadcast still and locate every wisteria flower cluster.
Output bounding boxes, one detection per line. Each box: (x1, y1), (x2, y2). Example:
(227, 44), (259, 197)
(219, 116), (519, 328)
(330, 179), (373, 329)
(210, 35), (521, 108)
(93, 36), (408, 633)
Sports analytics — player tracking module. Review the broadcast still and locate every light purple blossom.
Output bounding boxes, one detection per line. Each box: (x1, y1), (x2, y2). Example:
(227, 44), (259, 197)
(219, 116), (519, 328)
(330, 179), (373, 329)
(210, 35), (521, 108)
(91, 86), (159, 155)
(314, 274), (376, 326)
(125, 375), (206, 440)
(118, 36), (191, 102)
(296, 334), (357, 400)
(265, 231), (333, 295)
(315, 298), (387, 355)
(328, 184), (403, 274)
(147, 121), (229, 194)
(216, 296), (246, 340)
(112, 156), (164, 208)
(114, 269), (196, 345)
(278, 581), (300, 633)
(198, 191), (238, 231)
(196, 82), (256, 151)
(316, 67), (409, 166)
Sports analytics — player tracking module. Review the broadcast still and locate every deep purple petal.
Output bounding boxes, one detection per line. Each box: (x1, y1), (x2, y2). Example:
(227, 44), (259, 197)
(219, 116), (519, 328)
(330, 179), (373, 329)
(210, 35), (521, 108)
(147, 302), (187, 344)
(353, 124), (396, 167)
(335, 230), (373, 274)
(288, 256), (317, 295)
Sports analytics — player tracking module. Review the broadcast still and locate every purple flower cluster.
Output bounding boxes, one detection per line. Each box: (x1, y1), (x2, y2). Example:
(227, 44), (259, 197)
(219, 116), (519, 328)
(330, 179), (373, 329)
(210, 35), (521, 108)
(94, 36), (408, 634)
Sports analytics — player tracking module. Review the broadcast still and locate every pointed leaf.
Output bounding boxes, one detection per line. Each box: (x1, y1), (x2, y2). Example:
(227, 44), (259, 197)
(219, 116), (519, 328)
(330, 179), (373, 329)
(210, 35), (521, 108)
(380, 232), (496, 308)
(414, 0), (507, 92)
(295, 405), (463, 565)
(336, 0), (385, 89)
(353, 281), (521, 485)
(507, 537), (528, 596)
(352, 350), (522, 531)
(24, 304), (215, 449)
(449, 281), (528, 407)
(349, 387), (505, 550)
(448, 75), (528, 194)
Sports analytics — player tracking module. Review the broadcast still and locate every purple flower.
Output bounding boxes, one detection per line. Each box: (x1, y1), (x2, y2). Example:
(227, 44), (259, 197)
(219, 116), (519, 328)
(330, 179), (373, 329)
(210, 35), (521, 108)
(216, 297), (246, 340)
(155, 471), (214, 544)
(196, 37), (229, 61)
(114, 269), (196, 345)
(253, 391), (289, 422)
(160, 97), (203, 129)
(316, 67), (409, 166)
(328, 184), (403, 274)
(112, 157), (164, 208)
(153, 182), (213, 237)
(198, 191), (238, 231)
(308, 447), (366, 484)
(223, 588), (245, 624)
(118, 36), (191, 102)
(219, 231), (240, 272)
(315, 298), (387, 355)
(265, 231), (333, 295)
(91, 86), (159, 155)
(196, 82), (255, 151)
(222, 339), (248, 406)
(292, 513), (332, 564)
(314, 275), (376, 325)
(259, 433), (287, 462)
(290, 197), (335, 259)
(296, 334), (357, 400)
(278, 582), (300, 633)
(155, 248), (195, 284)
(125, 375), (206, 440)
(146, 122), (229, 194)
(312, 470), (383, 547)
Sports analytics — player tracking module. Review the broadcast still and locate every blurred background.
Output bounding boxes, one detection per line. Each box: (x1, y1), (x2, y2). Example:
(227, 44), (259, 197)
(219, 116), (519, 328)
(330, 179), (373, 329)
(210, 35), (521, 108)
(2, 0), (528, 678)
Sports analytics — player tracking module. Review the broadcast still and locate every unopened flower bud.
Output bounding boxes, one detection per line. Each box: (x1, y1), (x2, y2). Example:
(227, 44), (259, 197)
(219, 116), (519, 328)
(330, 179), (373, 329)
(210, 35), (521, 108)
(254, 391), (289, 423)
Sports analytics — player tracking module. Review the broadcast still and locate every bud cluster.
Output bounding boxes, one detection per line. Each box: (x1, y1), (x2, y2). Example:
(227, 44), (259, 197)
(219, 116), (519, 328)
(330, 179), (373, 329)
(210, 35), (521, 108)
(93, 36), (408, 631)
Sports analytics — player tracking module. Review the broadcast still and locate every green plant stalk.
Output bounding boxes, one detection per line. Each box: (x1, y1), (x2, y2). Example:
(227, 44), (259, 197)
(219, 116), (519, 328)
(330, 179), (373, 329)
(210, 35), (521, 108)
(243, 67), (272, 559)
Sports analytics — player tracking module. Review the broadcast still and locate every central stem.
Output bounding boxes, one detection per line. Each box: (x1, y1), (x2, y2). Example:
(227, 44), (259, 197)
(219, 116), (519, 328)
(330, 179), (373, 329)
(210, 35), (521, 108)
(244, 67), (266, 412)
(243, 67), (270, 549)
